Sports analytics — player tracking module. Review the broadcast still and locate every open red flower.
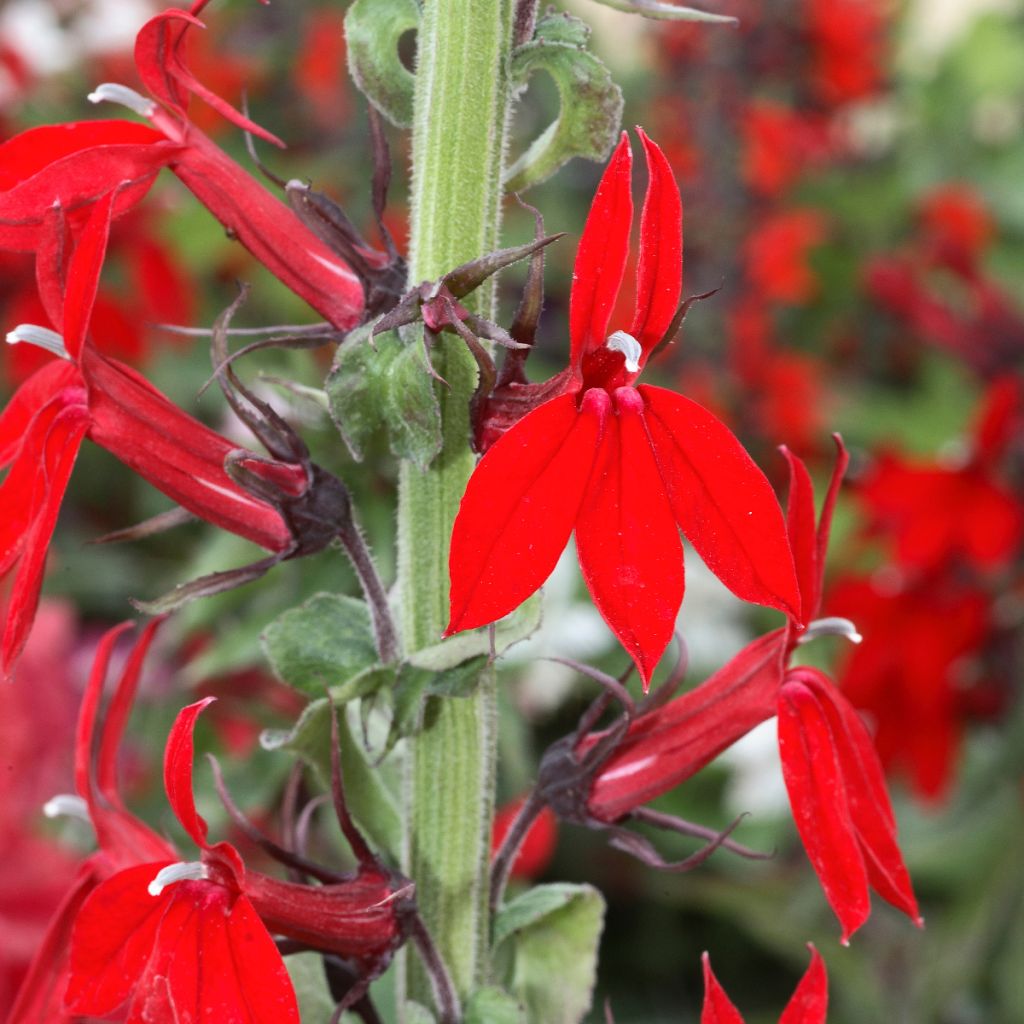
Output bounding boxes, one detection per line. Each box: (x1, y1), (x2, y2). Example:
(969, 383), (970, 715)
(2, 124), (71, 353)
(578, 441), (919, 941)
(856, 378), (1023, 575)
(447, 130), (799, 686)
(702, 946), (827, 1023)
(0, 2), (364, 331)
(0, 189), (293, 677)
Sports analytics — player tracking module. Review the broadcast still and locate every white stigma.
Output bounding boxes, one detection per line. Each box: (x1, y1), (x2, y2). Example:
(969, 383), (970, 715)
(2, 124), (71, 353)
(87, 83), (157, 118)
(148, 861), (210, 897)
(798, 617), (863, 646)
(6, 324), (70, 360)
(43, 794), (90, 823)
(606, 330), (642, 373)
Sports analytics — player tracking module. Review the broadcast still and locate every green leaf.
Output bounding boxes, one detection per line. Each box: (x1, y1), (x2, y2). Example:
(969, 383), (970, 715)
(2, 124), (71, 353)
(493, 884), (606, 1024)
(465, 987), (526, 1024)
(505, 15), (623, 192)
(285, 953), (335, 1024)
(385, 655), (489, 754)
(586, 0), (737, 22)
(408, 593), (542, 672)
(326, 329), (442, 470)
(345, 0), (420, 128)
(385, 341), (444, 468)
(261, 593), (378, 698)
(260, 698), (403, 861)
(403, 1002), (437, 1024)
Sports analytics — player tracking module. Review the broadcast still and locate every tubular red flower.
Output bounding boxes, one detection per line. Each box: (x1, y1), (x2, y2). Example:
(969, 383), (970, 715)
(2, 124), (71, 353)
(447, 130), (799, 686)
(0, 192), (292, 676)
(701, 946), (827, 1023)
(577, 441), (920, 941)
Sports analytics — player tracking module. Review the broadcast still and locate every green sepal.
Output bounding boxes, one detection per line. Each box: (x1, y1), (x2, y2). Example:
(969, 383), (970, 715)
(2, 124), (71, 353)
(260, 698), (403, 862)
(465, 987), (526, 1024)
(505, 14), (623, 192)
(345, 0), (420, 127)
(587, 0), (737, 22)
(327, 328), (442, 470)
(261, 593), (379, 698)
(492, 884), (606, 1024)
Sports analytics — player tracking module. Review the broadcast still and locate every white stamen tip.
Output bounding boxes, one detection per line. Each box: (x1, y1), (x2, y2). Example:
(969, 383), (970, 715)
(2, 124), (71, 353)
(606, 330), (642, 373)
(7, 324), (70, 360)
(87, 83), (156, 117)
(799, 617), (863, 646)
(43, 794), (90, 822)
(147, 861), (209, 897)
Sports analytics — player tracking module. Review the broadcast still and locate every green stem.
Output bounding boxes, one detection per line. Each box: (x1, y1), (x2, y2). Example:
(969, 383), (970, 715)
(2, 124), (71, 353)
(398, 0), (513, 1009)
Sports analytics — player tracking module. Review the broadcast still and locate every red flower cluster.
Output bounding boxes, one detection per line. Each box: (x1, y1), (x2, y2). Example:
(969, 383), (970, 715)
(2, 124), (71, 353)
(12, 622), (409, 1022)
(447, 131), (799, 687)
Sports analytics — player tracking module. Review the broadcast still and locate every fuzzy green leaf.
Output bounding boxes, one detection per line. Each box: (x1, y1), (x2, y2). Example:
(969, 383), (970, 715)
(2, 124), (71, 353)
(261, 593), (379, 697)
(260, 699), (402, 861)
(505, 15), (623, 192)
(345, 0), (420, 127)
(465, 987), (526, 1024)
(493, 884), (606, 1024)
(385, 340), (444, 468)
(285, 954), (335, 1024)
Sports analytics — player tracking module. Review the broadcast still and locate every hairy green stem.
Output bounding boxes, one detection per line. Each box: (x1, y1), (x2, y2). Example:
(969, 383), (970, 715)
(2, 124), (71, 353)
(398, 0), (514, 1009)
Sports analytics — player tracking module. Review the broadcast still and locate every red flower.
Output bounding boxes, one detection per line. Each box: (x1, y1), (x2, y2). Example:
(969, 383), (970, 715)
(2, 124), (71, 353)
(0, 5), (364, 331)
(744, 209), (826, 306)
(828, 573), (992, 802)
(63, 699), (300, 1024)
(8, 620), (175, 1024)
(447, 131), (799, 686)
(805, 0), (886, 108)
(702, 946), (827, 1023)
(918, 184), (995, 276)
(0, 190), (293, 676)
(491, 798), (558, 881)
(741, 102), (829, 198)
(581, 441), (920, 941)
(856, 379), (1023, 574)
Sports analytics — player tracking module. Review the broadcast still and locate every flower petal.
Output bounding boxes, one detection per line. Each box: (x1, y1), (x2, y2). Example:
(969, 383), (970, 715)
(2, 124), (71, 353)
(163, 698), (218, 850)
(64, 861), (175, 1018)
(700, 953), (745, 1024)
(0, 361), (78, 468)
(575, 387), (683, 688)
(778, 678), (870, 942)
(130, 887), (299, 1024)
(1, 403), (88, 679)
(63, 188), (117, 360)
(792, 669), (920, 924)
(569, 133), (633, 373)
(629, 128), (682, 360)
(779, 946), (828, 1024)
(641, 384), (800, 620)
(447, 391), (609, 634)
(780, 445), (817, 626)
(135, 9), (284, 146)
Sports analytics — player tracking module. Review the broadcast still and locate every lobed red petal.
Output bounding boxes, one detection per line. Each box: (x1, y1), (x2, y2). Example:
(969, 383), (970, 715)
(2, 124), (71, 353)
(629, 128), (682, 360)
(447, 391), (609, 634)
(63, 862), (175, 1018)
(792, 669), (920, 924)
(641, 384), (801, 620)
(136, 9), (284, 146)
(164, 697), (217, 850)
(700, 954), (745, 1024)
(62, 188), (117, 360)
(0, 361), (78, 468)
(778, 945), (828, 1024)
(575, 387), (683, 688)
(778, 678), (871, 942)
(569, 133), (633, 375)
(780, 446), (818, 626)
